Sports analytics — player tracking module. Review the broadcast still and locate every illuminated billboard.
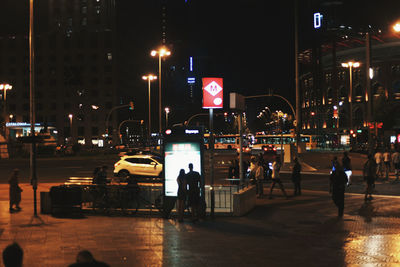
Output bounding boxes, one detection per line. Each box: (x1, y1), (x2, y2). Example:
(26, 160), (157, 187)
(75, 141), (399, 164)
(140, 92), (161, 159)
(202, 77), (223, 109)
(164, 142), (202, 197)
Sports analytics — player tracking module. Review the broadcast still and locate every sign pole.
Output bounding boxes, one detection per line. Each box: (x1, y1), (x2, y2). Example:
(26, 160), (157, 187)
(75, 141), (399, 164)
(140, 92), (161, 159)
(209, 108), (215, 219)
(29, 0), (38, 217)
(238, 113), (243, 187)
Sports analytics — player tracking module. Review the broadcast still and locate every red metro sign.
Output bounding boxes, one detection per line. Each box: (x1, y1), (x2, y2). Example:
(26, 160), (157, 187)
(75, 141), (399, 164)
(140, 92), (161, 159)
(202, 77), (223, 109)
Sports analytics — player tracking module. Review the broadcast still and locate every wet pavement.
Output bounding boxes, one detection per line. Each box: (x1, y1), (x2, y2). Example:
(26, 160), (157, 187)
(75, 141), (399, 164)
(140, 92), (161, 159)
(1, 183), (400, 266)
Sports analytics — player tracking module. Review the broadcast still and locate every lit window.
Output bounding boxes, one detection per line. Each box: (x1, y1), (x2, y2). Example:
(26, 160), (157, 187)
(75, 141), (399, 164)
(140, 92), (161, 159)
(107, 53), (112, 60)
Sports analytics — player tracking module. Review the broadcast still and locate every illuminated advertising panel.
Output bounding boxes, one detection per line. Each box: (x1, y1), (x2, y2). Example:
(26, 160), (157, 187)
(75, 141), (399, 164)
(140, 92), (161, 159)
(202, 77), (223, 109)
(164, 142), (202, 197)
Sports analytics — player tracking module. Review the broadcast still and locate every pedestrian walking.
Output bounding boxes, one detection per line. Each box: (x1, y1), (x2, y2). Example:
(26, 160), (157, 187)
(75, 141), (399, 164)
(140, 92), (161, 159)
(269, 156), (288, 199)
(329, 161), (348, 218)
(392, 149), (400, 181)
(374, 150), (384, 179)
(186, 163), (202, 222)
(383, 149), (391, 180)
(342, 151), (352, 185)
(9, 169), (22, 213)
(291, 157), (302, 196)
(363, 154), (377, 201)
(92, 166), (101, 184)
(255, 161), (264, 198)
(2, 242), (23, 267)
(176, 169), (187, 222)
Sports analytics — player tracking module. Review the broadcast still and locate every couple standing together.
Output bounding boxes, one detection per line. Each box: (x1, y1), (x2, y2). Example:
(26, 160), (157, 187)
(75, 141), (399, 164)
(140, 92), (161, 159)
(176, 163), (202, 222)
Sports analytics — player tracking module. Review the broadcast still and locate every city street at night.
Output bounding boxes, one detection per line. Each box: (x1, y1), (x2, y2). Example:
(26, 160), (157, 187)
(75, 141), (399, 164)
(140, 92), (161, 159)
(2, 0), (400, 266)
(2, 181), (400, 266)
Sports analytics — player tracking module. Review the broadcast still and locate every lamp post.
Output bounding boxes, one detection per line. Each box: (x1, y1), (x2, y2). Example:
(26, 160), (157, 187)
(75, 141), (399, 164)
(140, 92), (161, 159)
(142, 74), (157, 143)
(0, 83), (12, 140)
(165, 107), (170, 128)
(341, 61), (360, 132)
(393, 22), (400, 33)
(68, 114), (73, 143)
(151, 47), (171, 134)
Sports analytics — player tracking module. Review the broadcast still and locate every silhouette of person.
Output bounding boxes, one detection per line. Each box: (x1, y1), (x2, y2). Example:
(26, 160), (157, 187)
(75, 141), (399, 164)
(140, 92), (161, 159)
(176, 169), (187, 222)
(363, 154), (377, 201)
(69, 250), (109, 267)
(185, 163), (201, 221)
(9, 169), (22, 212)
(269, 156), (288, 199)
(291, 157), (302, 196)
(96, 166), (108, 185)
(2, 242), (23, 267)
(330, 161), (348, 218)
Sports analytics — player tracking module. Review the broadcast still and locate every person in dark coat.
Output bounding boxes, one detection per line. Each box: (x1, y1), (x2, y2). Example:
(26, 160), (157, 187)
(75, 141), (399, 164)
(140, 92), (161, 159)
(96, 166), (108, 185)
(330, 161), (348, 218)
(69, 250), (109, 267)
(291, 157), (302, 196)
(9, 169), (22, 212)
(2, 242), (23, 267)
(185, 163), (201, 222)
(363, 154), (377, 201)
(176, 169), (187, 222)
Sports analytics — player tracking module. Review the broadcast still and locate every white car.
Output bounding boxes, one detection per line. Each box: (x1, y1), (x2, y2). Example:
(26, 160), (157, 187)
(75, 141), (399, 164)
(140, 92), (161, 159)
(113, 155), (163, 178)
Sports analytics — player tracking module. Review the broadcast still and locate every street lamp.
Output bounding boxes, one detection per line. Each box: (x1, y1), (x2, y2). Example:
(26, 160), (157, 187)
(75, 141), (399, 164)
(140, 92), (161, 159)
(0, 83), (12, 140)
(393, 22), (400, 32)
(68, 114), (73, 143)
(165, 107), (170, 128)
(142, 74), (157, 142)
(341, 61), (360, 132)
(150, 47), (171, 133)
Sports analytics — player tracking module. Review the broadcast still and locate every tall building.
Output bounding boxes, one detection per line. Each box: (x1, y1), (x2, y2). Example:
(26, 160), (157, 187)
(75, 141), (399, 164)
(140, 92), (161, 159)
(0, 0), (117, 147)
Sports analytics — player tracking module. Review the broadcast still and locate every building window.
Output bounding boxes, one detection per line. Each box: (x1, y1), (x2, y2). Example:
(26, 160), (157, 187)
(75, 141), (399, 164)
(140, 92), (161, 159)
(107, 52), (112, 60)
(81, 6), (87, 14)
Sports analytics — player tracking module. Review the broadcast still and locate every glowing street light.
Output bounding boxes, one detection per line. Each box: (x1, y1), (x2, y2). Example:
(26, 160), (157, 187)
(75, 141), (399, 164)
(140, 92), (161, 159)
(150, 47), (171, 133)
(393, 22), (400, 32)
(142, 74), (157, 141)
(68, 114), (73, 142)
(341, 61), (360, 132)
(165, 107), (170, 128)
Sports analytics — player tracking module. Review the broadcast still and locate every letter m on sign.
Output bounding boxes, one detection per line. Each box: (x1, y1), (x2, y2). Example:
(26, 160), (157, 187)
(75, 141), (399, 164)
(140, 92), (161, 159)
(202, 77), (223, 109)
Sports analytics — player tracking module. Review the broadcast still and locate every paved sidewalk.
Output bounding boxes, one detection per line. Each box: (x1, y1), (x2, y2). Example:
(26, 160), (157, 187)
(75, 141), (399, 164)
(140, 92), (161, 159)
(1, 183), (400, 266)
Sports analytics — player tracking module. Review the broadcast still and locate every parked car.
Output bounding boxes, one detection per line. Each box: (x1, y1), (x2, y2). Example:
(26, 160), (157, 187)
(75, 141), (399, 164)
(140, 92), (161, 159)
(113, 154), (163, 179)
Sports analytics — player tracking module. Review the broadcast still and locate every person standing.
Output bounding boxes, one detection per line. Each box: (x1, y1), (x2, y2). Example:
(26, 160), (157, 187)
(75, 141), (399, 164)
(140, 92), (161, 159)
(9, 169), (22, 212)
(342, 152), (352, 185)
(329, 162), (348, 218)
(186, 163), (201, 222)
(269, 156), (288, 199)
(363, 154), (377, 201)
(255, 161), (264, 198)
(383, 149), (391, 180)
(374, 150), (384, 179)
(392, 149), (400, 181)
(176, 169), (187, 222)
(291, 157), (302, 196)
(96, 165), (108, 185)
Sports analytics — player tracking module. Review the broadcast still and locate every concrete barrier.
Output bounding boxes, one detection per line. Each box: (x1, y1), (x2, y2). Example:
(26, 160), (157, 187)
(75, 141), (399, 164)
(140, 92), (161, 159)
(233, 185), (256, 216)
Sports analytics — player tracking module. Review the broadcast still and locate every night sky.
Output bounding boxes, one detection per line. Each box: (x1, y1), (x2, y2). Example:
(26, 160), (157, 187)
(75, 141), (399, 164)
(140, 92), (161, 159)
(1, 0), (400, 126)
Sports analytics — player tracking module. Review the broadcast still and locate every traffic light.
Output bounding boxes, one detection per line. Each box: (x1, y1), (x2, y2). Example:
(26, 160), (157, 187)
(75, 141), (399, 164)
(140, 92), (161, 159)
(129, 101), (134, 110)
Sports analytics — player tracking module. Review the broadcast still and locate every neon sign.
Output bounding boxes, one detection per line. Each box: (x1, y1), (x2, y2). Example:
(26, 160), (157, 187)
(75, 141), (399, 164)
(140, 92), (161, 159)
(314, 12), (323, 29)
